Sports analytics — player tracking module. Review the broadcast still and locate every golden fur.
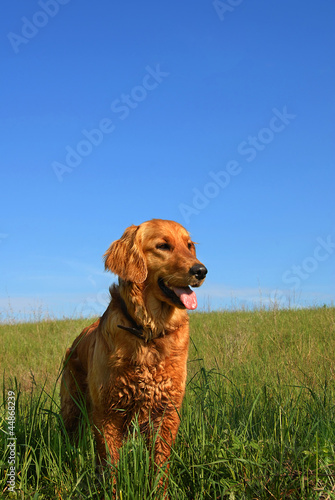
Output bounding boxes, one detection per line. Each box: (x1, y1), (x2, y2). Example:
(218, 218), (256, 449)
(60, 219), (207, 477)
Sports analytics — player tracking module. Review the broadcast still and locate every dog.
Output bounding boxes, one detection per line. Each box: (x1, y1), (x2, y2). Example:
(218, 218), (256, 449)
(60, 219), (207, 483)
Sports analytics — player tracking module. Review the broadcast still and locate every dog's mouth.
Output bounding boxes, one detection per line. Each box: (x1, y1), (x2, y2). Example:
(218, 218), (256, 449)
(158, 278), (198, 310)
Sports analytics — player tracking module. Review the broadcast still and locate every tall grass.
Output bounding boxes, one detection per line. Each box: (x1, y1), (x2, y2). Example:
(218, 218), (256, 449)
(1, 307), (335, 498)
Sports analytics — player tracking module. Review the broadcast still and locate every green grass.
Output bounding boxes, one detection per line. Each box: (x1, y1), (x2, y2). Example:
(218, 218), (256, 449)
(1, 307), (335, 498)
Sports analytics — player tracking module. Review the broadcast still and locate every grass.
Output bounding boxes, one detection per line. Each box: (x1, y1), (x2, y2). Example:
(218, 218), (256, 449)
(1, 306), (335, 498)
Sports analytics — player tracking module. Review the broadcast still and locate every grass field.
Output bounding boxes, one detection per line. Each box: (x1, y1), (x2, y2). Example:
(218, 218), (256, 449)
(1, 306), (335, 499)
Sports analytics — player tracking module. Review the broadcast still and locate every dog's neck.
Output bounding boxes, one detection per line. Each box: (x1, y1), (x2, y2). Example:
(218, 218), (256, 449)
(116, 279), (188, 339)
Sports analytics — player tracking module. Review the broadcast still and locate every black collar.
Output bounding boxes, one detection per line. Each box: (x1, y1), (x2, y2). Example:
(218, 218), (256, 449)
(117, 296), (158, 343)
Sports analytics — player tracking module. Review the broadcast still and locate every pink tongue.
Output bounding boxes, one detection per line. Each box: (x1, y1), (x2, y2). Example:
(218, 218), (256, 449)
(173, 286), (198, 310)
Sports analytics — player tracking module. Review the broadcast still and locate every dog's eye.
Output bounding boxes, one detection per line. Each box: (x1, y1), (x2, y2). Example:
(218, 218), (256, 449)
(188, 242), (193, 250)
(156, 243), (171, 251)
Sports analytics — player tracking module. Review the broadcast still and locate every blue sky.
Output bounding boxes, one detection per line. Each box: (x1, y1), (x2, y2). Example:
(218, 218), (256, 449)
(1, 0), (334, 321)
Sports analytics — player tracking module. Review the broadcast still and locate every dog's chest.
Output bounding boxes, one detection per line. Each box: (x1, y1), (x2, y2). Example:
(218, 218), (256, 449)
(113, 362), (174, 411)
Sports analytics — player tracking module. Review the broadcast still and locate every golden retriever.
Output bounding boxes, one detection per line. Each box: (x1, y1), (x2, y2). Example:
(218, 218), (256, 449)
(60, 219), (207, 482)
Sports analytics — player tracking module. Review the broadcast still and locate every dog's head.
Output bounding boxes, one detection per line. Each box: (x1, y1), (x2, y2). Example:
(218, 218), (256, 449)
(104, 219), (207, 310)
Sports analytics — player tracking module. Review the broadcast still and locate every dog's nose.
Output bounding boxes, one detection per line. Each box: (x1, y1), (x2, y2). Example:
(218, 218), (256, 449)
(189, 264), (208, 281)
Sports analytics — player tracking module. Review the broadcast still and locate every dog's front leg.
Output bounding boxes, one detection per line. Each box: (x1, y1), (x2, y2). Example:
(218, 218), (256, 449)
(152, 408), (180, 496)
(92, 411), (125, 467)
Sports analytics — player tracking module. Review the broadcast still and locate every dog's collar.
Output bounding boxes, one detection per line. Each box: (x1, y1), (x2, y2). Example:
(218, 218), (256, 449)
(117, 296), (162, 343)
(117, 323), (152, 341)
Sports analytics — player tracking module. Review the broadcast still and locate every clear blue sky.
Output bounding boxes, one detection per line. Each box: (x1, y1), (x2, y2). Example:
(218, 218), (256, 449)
(1, 0), (334, 321)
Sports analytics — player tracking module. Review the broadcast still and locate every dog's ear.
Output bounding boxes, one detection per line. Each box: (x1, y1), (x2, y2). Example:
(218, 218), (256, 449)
(104, 225), (147, 283)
